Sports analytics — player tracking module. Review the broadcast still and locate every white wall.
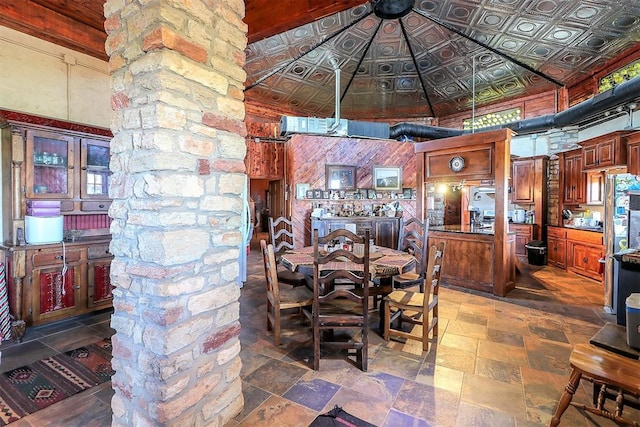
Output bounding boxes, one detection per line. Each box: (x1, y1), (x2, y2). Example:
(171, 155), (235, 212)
(0, 26), (111, 243)
(0, 26), (111, 128)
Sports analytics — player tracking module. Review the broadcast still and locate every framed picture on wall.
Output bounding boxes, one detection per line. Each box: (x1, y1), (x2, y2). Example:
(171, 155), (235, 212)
(326, 164), (357, 190)
(373, 166), (402, 191)
(296, 183), (310, 199)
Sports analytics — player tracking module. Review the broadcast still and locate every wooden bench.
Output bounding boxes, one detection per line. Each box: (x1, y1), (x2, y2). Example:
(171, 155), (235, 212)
(550, 343), (640, 426)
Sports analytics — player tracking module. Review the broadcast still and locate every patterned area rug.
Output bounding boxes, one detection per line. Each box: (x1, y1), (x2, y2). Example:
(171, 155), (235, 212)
(0, 338), (113, 426)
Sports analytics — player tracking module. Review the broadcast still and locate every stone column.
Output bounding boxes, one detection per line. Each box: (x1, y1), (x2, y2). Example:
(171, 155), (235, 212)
(104, 0), (247, 425)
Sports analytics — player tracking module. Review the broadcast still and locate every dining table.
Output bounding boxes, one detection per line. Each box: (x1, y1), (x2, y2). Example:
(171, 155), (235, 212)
(279, 244), (416, 282)
(279, 244), (416, 331)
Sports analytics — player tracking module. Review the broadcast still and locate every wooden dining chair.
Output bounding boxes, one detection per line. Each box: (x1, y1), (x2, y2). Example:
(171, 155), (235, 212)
(306, 228), (370, 371)
(268, 216), (307, 286)
(392, 217), (430, 292)
(383, 241), (445, 352)
(370, 217), (429, 310)
(260, 239), (313, 346)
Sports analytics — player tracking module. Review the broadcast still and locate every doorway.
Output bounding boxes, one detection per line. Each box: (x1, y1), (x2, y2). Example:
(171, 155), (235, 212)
(249, 178), (285, 240)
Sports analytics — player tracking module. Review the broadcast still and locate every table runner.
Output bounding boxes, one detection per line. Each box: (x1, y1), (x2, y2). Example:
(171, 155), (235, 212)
(280, 249), (415, 279)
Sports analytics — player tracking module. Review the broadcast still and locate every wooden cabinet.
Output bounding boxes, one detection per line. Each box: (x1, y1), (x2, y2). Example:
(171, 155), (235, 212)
(561, 149), (586, 205)
(581, 131), (628, 170)
(547, 226), (567, 268)
(565, 228), (604, 281)
(0, 120), (113, 341)
(311, 217), (399, 248)
(509, 223), (534, 256)
(87, 244), (114, 309)
(627, 131), (640, 175)
(3, 241), (114, 332)
(25, 129), (75, 199)
(511, 159), (535, 203)
(509, 155), (547, 242)
(586, 171), (604, 205)
(245, 140), (285, 179)
(80, 138), (110, 199)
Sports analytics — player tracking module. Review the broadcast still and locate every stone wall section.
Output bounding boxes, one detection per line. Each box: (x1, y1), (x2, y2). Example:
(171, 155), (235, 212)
(545, 127), (579, 227)
(104, 0), (247, 425)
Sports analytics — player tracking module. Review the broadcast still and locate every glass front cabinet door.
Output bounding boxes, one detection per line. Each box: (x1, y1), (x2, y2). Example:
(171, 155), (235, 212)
(26, 130), (75, 198)
(81, 138), (110, 199)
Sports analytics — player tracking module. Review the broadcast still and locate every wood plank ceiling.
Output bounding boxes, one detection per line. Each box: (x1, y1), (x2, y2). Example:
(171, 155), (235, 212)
(2, 0), (640, 121)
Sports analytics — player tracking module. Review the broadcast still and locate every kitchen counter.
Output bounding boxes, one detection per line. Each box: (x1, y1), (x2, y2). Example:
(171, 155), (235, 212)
(563, 224), (603, 233)
(430, 224), (496, 235)
(428, 227), (516, 295)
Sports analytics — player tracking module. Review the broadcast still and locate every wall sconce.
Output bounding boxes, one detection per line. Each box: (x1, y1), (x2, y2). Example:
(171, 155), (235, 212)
(437, 183), (448, 194)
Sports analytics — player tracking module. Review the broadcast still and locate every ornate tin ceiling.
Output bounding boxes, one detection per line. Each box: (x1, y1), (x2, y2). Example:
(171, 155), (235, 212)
(245, 0), (640, 120)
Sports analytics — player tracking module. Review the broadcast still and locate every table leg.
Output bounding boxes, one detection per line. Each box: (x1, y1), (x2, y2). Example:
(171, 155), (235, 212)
(550, 368), (581, 427)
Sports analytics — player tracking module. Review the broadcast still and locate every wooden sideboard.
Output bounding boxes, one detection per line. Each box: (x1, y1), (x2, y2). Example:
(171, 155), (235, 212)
(0, 118), (113, 341)
(311, 216), (400, 248)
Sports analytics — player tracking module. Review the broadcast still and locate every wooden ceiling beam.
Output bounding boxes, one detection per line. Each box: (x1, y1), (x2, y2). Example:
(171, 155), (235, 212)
(0, 0), (107, 60)
(246, 0), (366, 43)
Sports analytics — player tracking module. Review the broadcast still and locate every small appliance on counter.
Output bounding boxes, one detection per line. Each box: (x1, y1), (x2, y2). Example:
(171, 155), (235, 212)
(25, 215), (63, 244)
(512, 209), (525, 223)
(25, 200), (63, 245)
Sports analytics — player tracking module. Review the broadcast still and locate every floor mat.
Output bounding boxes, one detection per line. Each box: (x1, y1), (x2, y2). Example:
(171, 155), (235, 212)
(0, 338), (113, 426)
(309, 405), (376, 426)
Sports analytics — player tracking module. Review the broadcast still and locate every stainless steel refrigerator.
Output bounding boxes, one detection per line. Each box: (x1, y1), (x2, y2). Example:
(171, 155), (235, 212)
(603, 173), (639, 313)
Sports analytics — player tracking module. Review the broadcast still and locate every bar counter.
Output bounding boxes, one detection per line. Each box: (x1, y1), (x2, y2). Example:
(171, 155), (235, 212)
(429, 224), (496, 235)
(428, 225), (516, 294)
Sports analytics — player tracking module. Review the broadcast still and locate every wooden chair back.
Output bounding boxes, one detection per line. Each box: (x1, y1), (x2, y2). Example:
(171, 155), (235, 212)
(269, 216), (295, 254)
(260, 239), (280, 299)
(423, 241), (445, 312)
(397, 217), (429, 270)
(311, 227), (370, 370)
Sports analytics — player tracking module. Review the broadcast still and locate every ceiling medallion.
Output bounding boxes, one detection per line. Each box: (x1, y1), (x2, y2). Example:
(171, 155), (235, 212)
(372, 0), (414, 19)
(449, 155), (465, 172)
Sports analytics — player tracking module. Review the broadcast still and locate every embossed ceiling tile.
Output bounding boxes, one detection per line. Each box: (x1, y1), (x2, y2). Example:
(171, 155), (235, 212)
(442, 1), (479, 25)
(540, 24), (585, 46)
(472, 9), (513, 32)
(525, 0), (573, 17)
(508, 17), (546, 38)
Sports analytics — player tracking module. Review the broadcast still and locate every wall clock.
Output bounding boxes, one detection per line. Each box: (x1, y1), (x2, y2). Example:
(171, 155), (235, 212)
(449, 155), (465, 172)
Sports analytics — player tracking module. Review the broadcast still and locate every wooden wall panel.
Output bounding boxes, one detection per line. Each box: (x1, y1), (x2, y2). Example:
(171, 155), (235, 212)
(287, 135), (417, 247)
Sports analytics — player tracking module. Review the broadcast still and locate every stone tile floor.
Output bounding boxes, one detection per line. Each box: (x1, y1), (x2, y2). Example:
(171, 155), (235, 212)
(1, 235), (638, 426)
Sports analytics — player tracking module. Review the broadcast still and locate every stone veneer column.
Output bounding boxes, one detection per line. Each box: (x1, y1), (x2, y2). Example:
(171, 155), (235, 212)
(104, 0), (247, 425)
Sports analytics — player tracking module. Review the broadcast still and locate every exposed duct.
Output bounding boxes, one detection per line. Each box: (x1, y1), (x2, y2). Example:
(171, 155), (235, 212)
(390, 75), (640, 140)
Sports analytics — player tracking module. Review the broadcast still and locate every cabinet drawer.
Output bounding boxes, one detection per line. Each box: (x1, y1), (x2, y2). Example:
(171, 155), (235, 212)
(87, 245), (111, 259)
(547, 227), (566, 239)
(31, 249), (82, 267)
(565, 228), (603, 245)
(81, 201), (111, 212)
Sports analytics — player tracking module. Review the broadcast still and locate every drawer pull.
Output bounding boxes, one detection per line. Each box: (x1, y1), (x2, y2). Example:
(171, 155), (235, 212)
(99, 204), (105, 209)
(55, 255), (63, 260)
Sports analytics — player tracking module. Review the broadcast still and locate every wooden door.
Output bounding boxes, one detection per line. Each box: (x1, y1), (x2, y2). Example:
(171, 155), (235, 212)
(87, 258), (113, 308)
(80, 138), (111, 199)
(31, 263), (82, 324)
(512, 159), (535, 203)
(25, 129), (75, 198)
(628, 140), (640, 175)
(443, 189), (462, 226)
(269, 179), (285, 218)
(547, 237), (566, 268)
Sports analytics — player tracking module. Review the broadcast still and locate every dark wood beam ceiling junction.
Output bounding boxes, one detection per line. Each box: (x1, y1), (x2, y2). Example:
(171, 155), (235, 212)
(0, 0), (360, 61)
(0, 0), (108, 60)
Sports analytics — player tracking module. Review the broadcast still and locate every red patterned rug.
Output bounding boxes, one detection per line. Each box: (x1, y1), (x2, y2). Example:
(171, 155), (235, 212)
(0, 338), (113, 425)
